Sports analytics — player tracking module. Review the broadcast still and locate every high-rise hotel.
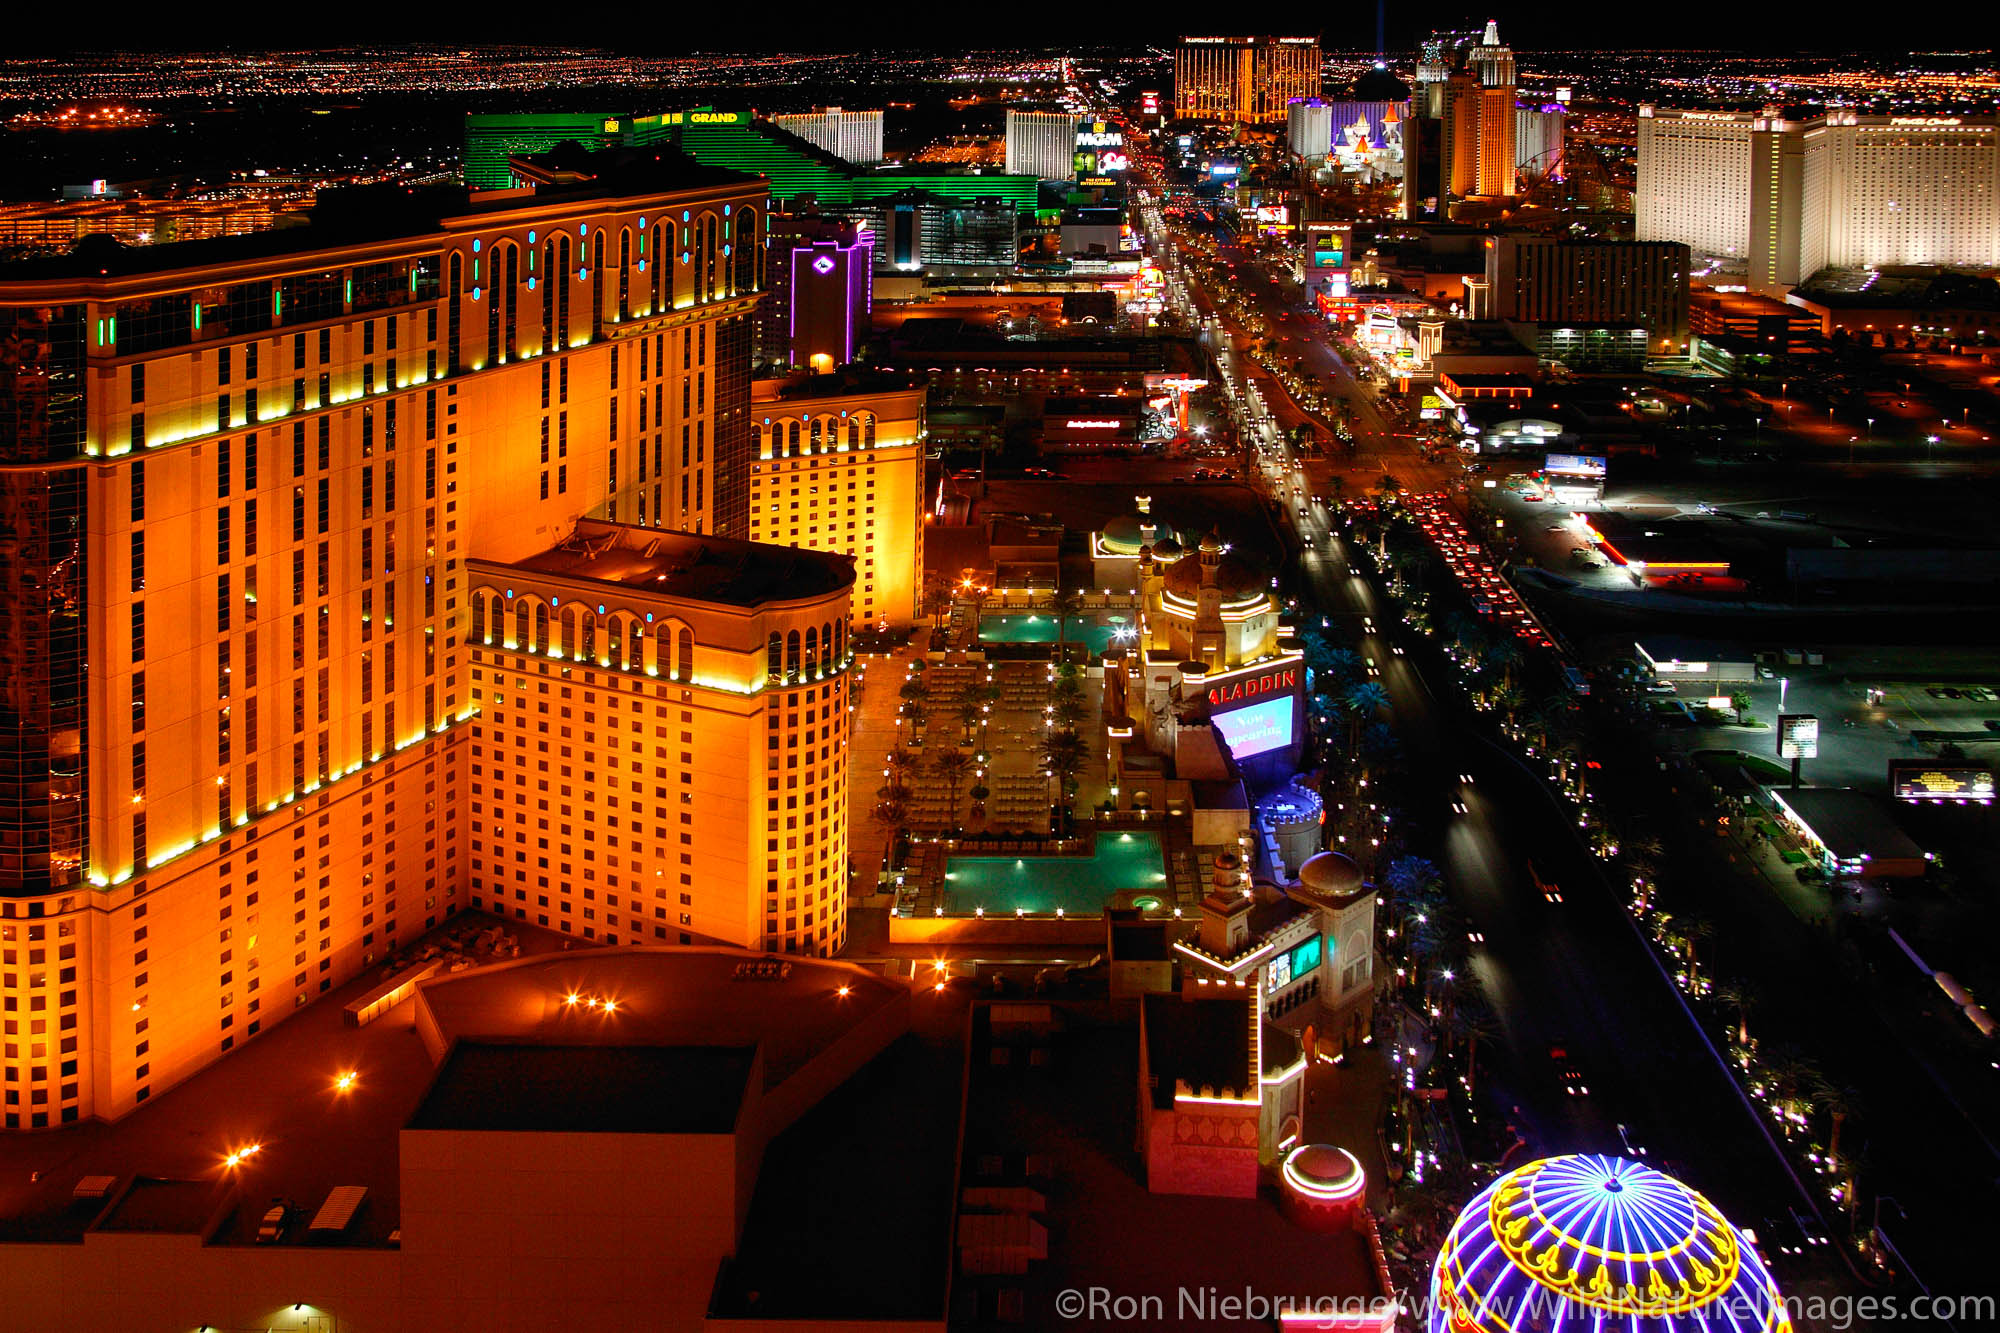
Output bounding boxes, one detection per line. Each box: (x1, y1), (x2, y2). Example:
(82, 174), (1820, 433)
(1638, 106), (2000, 292)
(1174, 37), (1321, 125)
(0, 150), (903, 1127)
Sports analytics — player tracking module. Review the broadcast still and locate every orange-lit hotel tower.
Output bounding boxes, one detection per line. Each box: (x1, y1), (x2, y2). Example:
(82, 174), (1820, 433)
(0, 151), (904, 1127)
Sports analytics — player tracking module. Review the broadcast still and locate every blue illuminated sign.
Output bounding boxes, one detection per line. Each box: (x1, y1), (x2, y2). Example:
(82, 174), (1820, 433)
(1212, 695), (1293, 759)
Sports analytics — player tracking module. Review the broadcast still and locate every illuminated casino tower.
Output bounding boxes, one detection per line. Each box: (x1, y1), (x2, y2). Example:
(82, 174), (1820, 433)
(1175, 37), (1322, 124)
(0, 150), (872, 1127)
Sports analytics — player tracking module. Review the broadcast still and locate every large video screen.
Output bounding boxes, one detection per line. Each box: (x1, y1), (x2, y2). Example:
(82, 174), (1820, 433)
(1213, 695), (1294, 759)
(1890, 761), (1995, 803)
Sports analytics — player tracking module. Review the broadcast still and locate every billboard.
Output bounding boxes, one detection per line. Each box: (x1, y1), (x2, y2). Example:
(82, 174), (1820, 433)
(1213, 695), (1294, 759)
(1890, 761), (1996, 804)
(1777, 714), (1819, 760)
(1543, 454), (1607, 478)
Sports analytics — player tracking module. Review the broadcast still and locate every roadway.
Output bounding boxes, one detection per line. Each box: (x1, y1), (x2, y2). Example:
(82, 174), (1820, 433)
(1132, 186), (1857, 1308)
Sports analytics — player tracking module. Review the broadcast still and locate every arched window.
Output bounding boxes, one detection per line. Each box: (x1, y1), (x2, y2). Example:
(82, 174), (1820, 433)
(471, 592), (486, 643)
(650, 223), (665, 313)
(787, 421), (800, 454)
(448, 251), (464, 374)
(786, 629), (801, 682)
(533, 602), (549, 654)
(618, 228), (632, 320)
(542, 239), (556, 352)
(863, 414), (875, 447)
(734, 208), (757, 293)
(581, 610), (597, 661)
(486, 245), (501, 368)
(657, 623), (675, 677)
(804, 626), (818, 676)
(847, 419), (859, 448)
(513, 598), (529, 649)
(821, 621), (834, 670)
(676, 627), (693, 682)
(590, 231), (605, 331)
(606, 617), (625, 671)
(561, 605), (579, 659)
(556, 235), (572, 347)
(768, 631), (783, 682)
(628, 619), (645, 673)
(809, 418), (823, 451)
(502, 242), (519, 361)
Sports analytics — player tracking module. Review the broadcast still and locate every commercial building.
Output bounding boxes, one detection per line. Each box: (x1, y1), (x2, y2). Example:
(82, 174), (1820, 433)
(767, 106), (884, 165)
(468, 524), (855, 957)
(1174, 37), (1321, 125)
(1095, 505), (1305, 781)
(0, 144), (936, 1128)
(1413, 23), (1518, 200)
(460, 112), (683, 190)
(0, 193), (316, 250)
(1516, 104), (1565, 179)
(469, 110), (1037, 276)
(1468, 236), (1691, 355)
(759, 213), (873, 372)
(750, 373), (927, 632)
(868, 192), (1019, 273)
(0, 943), (968, 1332)
(1287, 99), (1338, 159)
(1005, 110), (1079, 182)
(1637, 107), (2000, 293)
(1768, 788), (1929, 880)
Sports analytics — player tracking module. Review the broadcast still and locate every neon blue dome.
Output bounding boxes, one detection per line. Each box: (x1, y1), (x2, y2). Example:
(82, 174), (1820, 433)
(1428, 1154), (1790, 1333)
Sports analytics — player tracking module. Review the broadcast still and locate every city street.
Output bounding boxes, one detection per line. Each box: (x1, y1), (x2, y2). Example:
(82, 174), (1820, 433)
(1133, 188), (1860, 1311)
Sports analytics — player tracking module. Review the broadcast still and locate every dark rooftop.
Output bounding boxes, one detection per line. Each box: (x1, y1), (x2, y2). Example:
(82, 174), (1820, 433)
(93, 1177), (231, 1235)
(496, 520), (854, 607)
(708, 1006), (969, 1324)
(409, 1043), (754, 1135)
(1143, 990), (1253, 1109)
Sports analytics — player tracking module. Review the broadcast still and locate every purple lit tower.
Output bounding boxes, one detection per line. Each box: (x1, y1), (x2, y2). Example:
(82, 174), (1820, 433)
(762, 215), (873, 372)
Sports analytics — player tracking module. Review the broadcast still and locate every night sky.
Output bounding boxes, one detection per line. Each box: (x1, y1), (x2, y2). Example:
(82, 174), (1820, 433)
(5, 7), (1986, 56)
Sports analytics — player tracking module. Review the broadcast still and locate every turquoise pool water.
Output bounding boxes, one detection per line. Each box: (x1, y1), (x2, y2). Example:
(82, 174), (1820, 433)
(978, 613), (1118, 656)
(942, 831), (1167, 916)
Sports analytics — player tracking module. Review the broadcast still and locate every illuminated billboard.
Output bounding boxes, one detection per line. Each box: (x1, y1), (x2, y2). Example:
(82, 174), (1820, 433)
(1777, 714), (1819, 761)
(1543, 454), (1607, 478)
(1213, 695), (1294, 759)
(1890, 761), (1995, 804)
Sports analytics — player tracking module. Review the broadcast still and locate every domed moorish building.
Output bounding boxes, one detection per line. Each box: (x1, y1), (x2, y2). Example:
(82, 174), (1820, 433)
(1095, 499), (1305, 775)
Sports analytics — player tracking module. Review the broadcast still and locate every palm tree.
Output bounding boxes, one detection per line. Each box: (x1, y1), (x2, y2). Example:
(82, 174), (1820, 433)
(1483, 638), (1522, 689)
(1037, 729), (1087, 833)
(1678, 914), (1716, 983)
(1049, 587), (1085, 659)
(1713, 981), (1758, 1048)
(958, 700), (983, 743)
(1342, 680), (1390, 751)
(932, 749), (972, 829)
(1450, 998), (1502, 1100)
(1809, 1073), (1859, 1167)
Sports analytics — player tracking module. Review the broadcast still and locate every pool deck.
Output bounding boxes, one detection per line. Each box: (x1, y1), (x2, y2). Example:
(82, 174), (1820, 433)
(898, 826), (1236, 923)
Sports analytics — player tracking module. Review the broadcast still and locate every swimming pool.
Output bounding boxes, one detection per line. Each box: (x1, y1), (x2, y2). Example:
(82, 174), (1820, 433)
(978, 613), (1118, 657)
(942, 830), (1168, 916)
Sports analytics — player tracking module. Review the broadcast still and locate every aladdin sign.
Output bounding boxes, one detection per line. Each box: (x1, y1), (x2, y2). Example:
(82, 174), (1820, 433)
(1208, 665), (1299, 709)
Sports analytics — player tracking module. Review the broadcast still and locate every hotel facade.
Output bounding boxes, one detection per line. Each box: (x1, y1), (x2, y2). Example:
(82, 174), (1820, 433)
(1637, 107), (2000, 292)
(0, 153), (896, 1127)
(1174, 37), (1321, 125)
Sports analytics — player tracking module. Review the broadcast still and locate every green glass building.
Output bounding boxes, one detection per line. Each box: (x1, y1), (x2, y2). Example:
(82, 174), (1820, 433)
(465, 109), (1038, 210)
